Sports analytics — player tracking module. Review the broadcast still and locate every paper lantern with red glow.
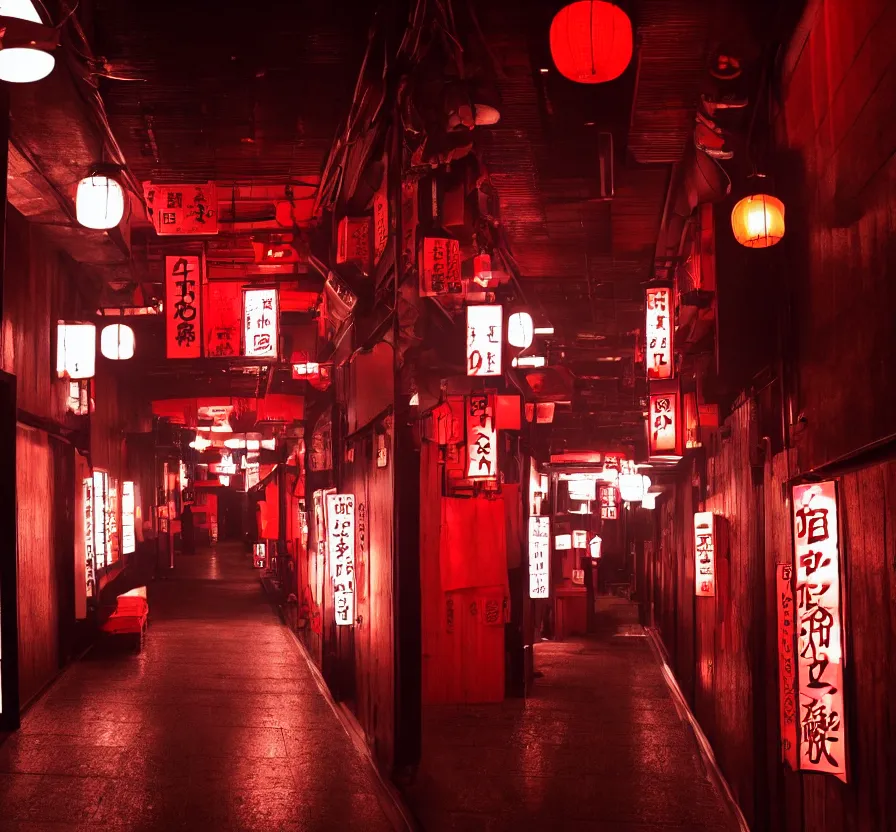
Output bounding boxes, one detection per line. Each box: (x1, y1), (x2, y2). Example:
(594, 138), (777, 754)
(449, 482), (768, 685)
(550, 2), (633, 84)
(731, 193), (785, 248)
(507, 312), (534, 349)
(76, 170), (125, 230)
(100, 323), (135, 360)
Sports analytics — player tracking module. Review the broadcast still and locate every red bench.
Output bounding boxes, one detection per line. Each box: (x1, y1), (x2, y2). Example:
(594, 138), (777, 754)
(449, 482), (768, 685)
(100, 586), (149, 652)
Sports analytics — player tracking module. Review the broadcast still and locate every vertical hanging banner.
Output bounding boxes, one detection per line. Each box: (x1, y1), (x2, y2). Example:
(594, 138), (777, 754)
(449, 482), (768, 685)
(165, 256), (202, 359)
(326, 493), (356, 626)
(645, 286), (673, 379)
(401, 181), (418, 267)
(253, 543), (267, 569)
(792, 481), (847, 781)
(83, 478), (95, 599)
(93, 471), (108, 570)
(648, 390), (682, 458)
(121, 481), (136, 556)
(373, 159), (389, 266)
(466, 304), (503, 376)
(204, 281), (241, 357)
(599, 485), (618, 520)
(466, 394), (498, 480)
(420, 237), (463, 297)
(243, 287), (279, 359)
(694, 511), (716, 597)
(144, 182), (218, 235)
(528, 516), (550, 599)
(776, 563), (799, 769)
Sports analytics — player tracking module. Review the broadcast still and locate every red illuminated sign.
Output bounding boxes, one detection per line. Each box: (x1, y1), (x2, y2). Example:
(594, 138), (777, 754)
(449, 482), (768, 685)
(776, 563), (798, 770)
(466, 394), (498, 480)
(165, 256), (202, 359)
(326, 493), (356, 627)
(645, 286), (673, 379)
(648, 389), (683, 458)
(599, 486), (618, 520)
(694, 512), (715, 597)
(420, 237), (462, 297)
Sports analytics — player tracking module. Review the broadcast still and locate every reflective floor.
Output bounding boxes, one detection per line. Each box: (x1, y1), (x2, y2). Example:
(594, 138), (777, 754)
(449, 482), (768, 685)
(402, 598), (739, 831)
(0, 544), (398, 831)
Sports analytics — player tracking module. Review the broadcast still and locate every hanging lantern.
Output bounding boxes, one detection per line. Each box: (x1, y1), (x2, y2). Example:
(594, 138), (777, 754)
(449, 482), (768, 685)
(100, 323), (135, 360)
(507, 311), (534, 349)
(0, 1), (57, 83)
(550, 2), (633, 84)
(56, 322), (96, 380)
(731, 193), (785, 248)
(76, 167), (125, 230)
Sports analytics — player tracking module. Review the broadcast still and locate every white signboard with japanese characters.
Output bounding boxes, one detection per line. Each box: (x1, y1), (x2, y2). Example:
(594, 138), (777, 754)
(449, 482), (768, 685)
(645, 286), (673, 380)
(122, 481), (136, 556)
(528, 516), (550, 599)
(466, 394), (497, 480)
(83, 478), (95, 599)
(326, 493), (356, 627)
(466, 304), (503, 377)
(694, 512), (715, 597)
(243, 287), (279, 359)
(792, 481), (847, 782)
(144, 182), (218, 235)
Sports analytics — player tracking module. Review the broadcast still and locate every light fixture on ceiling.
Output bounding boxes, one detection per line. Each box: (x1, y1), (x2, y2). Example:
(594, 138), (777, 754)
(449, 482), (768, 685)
(76, 165), (126, 230)
(0, 1), (59, 83)
(507, 311), (534, 349)
(512, 355), (546, 368)
(100, 323), (135, 360)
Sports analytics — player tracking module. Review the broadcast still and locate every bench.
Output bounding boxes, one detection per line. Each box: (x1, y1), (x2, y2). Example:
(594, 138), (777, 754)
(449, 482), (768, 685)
(100, 586), (149, 652)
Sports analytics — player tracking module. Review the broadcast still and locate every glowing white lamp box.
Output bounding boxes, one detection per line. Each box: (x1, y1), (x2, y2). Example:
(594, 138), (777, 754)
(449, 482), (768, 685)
(589, 535), (602, 559)
(253, 542), (266, 569)
(121, 481), (136, 555)
(326, 493), (356, 626)
(566, 475), (596, 502)
(243, 287), (279, 358)
(528, 516), (550, 599)
(555, 533), (572, 550)
(572, 530), (587, 549)
(645, 286), (673, 380)
(694, 512), (716, 597)
(466, 394), (497, 480)
(792, 481), (847, 782)
(92, 470), (109, 570)
(56, 322), (96, 380)
(466, 304), (503, 376)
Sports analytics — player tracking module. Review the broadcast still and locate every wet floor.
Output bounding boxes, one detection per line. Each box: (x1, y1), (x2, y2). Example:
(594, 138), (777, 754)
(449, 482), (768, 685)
(0, 543), (399, 831)
(402, 598), (740, 831)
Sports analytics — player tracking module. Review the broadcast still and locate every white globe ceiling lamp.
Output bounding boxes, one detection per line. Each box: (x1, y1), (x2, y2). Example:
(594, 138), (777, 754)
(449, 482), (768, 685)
(0, 1), (59, 83)
(76, 165), (126, 230)
(507, 311), (534, 349)
(100, 323), (135, 360)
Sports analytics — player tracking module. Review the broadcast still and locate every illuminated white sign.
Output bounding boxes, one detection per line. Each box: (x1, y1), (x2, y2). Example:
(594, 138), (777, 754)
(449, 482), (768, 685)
(92, 471), (108, 569)
(649, 392), (680, 456)
(83, 478), (95, 597)
(466, 394), (497, 480)
(122, 481), (136, 555)
(466, 304), (503, 376)
(555, 534), (572, 550)
(565, 475), (596, 502)
(694, 512), (715, 597)
(243, 287), (279, 358)
(326, 493), (356, 626)
(792, 481), (846, 781)
(645, 287), (673, 379)
(56, 322), (96, 380)
(528, 516), (550, 599)
(253, 542), (266, 568)
(572, 530), (587, 549)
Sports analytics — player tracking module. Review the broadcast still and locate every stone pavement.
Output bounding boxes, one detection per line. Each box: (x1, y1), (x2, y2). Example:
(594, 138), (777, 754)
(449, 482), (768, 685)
(402, 599), (740, 831)
(0, 543), (400, 831)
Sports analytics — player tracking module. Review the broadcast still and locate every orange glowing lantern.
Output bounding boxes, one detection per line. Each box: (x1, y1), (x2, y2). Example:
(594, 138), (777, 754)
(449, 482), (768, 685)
(731, 193), (785, 248)
(549, 1), (633, 84)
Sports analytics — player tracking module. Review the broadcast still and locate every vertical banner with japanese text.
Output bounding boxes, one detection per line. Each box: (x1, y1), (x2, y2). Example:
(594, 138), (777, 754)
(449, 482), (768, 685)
(776, 563), (799, 769)
(645, 286), (673, 379)
(648, 390), (682, 458)
(204, 281), (241, 357)
(694, 512), (715, 597)
(243, 287), (279, 359)
(528, 516), (550, 599)
(165, 255), (202, 359)
(326, 493), (355, 627)
(792, 480), (847, 781)
(466, 393), (497, 480)
(420, 237), (462, 297)
(466, 304), (503, 377)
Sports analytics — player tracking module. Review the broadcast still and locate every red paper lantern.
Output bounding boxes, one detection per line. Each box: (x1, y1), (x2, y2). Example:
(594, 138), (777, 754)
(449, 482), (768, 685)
(550, 1), (633, 84)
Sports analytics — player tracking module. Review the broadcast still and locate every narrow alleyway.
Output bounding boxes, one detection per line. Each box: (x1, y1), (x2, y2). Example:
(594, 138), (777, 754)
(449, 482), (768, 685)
(0, 544), (400, 831)
(403, 599), (740, 831)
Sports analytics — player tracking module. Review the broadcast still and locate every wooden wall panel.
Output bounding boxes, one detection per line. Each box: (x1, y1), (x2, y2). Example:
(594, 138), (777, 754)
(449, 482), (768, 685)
(16, 425), (57, 707)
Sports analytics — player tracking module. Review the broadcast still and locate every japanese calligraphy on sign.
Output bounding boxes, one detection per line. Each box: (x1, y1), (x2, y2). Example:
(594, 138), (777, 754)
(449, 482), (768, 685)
(792, 481), (847, 781)
(776, 563), (799, 769)
(420, 237), (463, 297)
(465, 394), (498, 480)
(144, 182), (218, 236)
(253, 543), (266, 569)
(645, 287), (673, 380)
(122, 481), (136, 556)
(466, 304), (503, 377)
(694, 511), (715, 597)
(165, 256), (202, 359)
(326, 493), (356, 627)
(92, 471), (108, 570)
(528, 516), (550, 599)
(204, 281), (241, 357)
(243, 287), (279, 359)
(83, 478), (95, 599)
(599, 485), (618, 520)
(649, 392), (680, 456)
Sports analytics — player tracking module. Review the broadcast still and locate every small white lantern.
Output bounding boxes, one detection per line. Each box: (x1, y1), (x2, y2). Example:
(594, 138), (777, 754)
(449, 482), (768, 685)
(100, 323), (135, 360)
(619, 473), (651, 502)
(56, 322), (96, 379)
(0, 1), (56, 83)
(507, 311), (534, 349)
(76, 170), (125, 230)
